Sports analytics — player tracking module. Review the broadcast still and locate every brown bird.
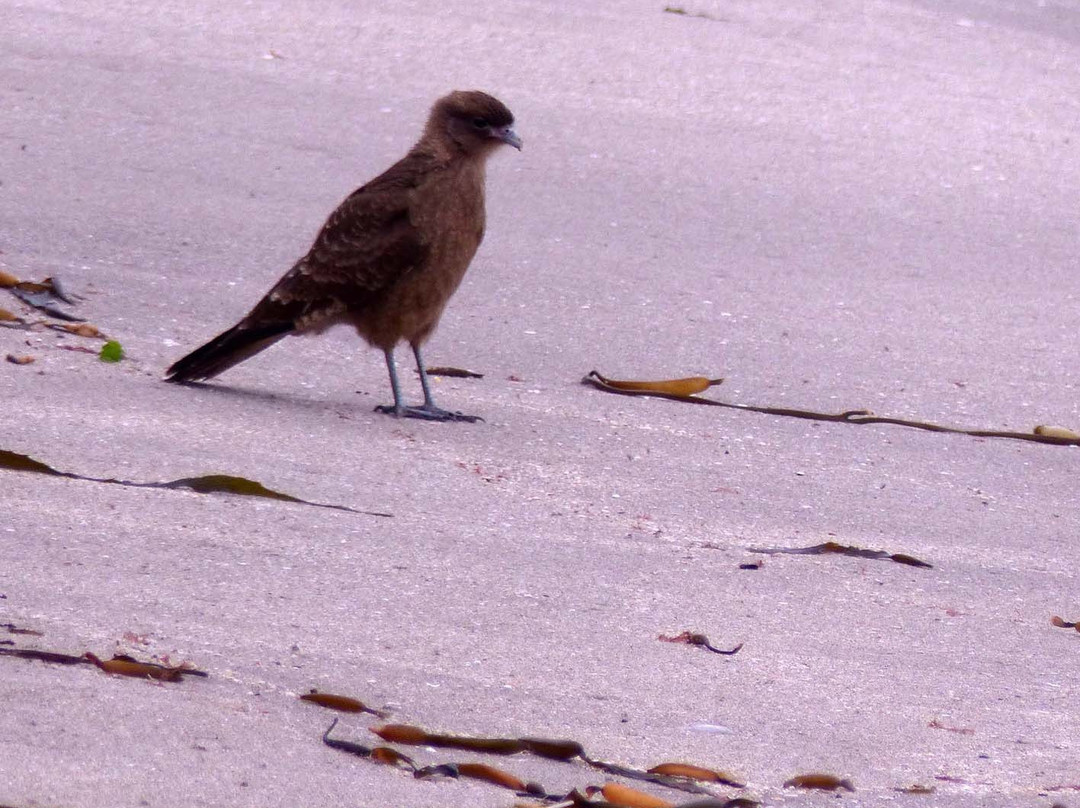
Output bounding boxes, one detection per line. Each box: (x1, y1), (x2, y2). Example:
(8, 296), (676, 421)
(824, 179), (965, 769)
(165, 90), (521, 422)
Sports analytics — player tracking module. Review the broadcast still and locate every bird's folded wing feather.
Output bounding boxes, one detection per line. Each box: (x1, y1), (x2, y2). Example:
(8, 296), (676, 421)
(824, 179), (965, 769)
(244, 165), (434, 326)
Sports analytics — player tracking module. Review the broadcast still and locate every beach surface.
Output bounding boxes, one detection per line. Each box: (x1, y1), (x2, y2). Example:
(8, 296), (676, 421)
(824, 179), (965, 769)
(3, 2), (1079, 805)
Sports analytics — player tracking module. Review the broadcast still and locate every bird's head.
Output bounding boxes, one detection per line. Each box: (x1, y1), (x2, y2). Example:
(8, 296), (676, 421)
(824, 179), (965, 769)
(430, 90), (523, 156)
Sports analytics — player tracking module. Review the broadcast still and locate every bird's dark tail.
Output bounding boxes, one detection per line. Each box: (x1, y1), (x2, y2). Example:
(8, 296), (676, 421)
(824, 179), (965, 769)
(165, 321), (294, 383)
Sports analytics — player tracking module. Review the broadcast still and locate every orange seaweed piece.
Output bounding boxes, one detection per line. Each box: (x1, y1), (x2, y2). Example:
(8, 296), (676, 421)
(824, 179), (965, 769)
(85, 652), (182, 682)
(647, 762), (744, 787)
(587, 370), (722, 397)
(783, 773), (854, 791)
(520, 737), (585, 761)
(601, 782), (674, 808)
(457, 762), (528, 791)
(300, 689), (384, 715)
(370, 746), (415, 769)
(371, 724), (430, 744)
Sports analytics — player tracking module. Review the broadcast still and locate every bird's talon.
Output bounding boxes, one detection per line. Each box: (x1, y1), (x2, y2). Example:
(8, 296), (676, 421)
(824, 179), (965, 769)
(374, 404), (482, 423)
(417, 406), (483, 423)
(441, 411), (484, 424)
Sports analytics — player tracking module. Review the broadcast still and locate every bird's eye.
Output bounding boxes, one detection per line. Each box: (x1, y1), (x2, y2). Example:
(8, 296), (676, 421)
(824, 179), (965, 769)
(471, 117), (488, 129)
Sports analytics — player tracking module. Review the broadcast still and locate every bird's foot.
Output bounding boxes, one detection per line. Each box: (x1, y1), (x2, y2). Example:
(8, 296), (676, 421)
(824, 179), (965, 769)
(374, 403), (483, 423)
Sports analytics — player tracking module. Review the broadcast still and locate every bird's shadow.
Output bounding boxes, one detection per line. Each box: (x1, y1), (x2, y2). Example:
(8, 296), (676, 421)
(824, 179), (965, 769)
(166, 379), (377, 416)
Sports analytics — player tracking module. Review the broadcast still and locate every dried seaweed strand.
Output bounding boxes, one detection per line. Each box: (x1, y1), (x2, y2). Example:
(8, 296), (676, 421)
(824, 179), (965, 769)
(583, 371), (1080, 447)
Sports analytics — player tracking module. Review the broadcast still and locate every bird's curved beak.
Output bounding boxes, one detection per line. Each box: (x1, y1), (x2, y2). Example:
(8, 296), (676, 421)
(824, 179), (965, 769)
(494, 125), (523, 151)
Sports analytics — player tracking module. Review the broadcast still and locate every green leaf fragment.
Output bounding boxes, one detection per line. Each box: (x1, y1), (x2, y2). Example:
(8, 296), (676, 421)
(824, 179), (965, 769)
(99, 340), (124, 362)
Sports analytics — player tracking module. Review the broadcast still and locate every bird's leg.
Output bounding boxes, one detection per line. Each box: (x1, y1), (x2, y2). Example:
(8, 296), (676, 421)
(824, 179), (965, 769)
(374, 348), (408, 416)
(373, 346), (481, 423)
(412, 344), (483, 422)
(414, 345), (439, 409)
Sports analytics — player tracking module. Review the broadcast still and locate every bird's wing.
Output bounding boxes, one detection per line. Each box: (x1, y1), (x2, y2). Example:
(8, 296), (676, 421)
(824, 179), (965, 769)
(244, 158), (435, 326)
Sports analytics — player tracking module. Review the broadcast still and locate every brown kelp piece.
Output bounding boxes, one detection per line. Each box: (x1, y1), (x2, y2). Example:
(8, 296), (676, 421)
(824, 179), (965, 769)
(584, 759), (720, 797)
(356, 720), (736, 800)
(371, 746), (416, 770)
(647, 764), (744, 788)
(84, 652), (196, 682)
(322, 718), (374, 758)
(112, 653), (206, 677)
(457, 762), (528, 791)
(163, 474), (321, 506)
(424, 366), (484, 379)
(584, 370), (723, 401)
(585, 369), (1080, 447)
(49, 322), (105, 339)
(520, 737), (585, 761)
(301, 690), (365, 712)
(300, 689), (387, 716)
(783, 773), (854, 791)
(0, 647), (93, 666)
(565, 785), (668, 808)
(371, 723), (525, 754)
(658, 632), (743, 656)
(160, 473), (385, 514)
(1, 623), (44, 636)
(928, 719), (974, 735)
(747, 541), (932, 569)
(443, 736), (528, 754)
(1034, 425), (1080, 440)
(89, 652), (206, 680)
(372, 724), (431, 745)
(6, 354), (34, 365)
(0, 449), (92, 478)
(601, 782), (674, 808)
(1051, 615), (1080, 631)
(0, 447), (389, 517)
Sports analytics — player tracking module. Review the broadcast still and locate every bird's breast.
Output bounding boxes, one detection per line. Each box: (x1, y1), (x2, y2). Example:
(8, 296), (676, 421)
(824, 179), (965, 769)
(411, 163), (487, 281)
(355, 162), (487, 349)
